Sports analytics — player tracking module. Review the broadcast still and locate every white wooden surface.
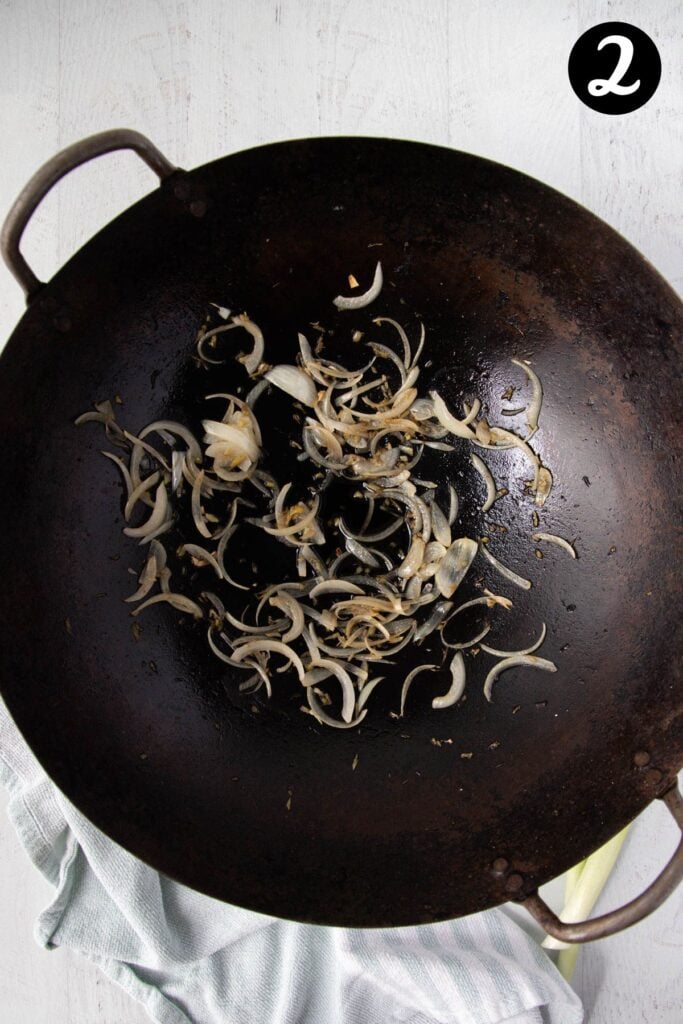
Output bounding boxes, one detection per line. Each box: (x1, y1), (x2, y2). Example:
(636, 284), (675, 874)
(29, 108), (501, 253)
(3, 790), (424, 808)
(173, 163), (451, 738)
(0, 1), (681, 1022)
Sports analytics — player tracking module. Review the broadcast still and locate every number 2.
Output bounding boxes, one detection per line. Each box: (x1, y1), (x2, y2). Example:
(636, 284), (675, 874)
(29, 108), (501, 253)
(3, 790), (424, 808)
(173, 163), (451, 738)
(588, 35), (641, 97)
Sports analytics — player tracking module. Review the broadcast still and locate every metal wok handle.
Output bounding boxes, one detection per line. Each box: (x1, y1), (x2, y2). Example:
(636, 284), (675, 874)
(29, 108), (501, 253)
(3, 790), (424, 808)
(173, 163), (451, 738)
(1, 128), (177, 300)
(523, 783), (683, 942)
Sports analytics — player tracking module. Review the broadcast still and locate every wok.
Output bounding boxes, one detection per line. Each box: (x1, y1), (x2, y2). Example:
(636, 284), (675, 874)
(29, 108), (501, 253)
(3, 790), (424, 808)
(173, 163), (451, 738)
(0, 130), (681, 939)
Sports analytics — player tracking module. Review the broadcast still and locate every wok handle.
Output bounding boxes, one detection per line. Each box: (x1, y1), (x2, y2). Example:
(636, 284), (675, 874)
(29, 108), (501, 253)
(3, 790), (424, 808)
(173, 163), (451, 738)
(1, 128), (177, 299)
(523, 783), (683, 943)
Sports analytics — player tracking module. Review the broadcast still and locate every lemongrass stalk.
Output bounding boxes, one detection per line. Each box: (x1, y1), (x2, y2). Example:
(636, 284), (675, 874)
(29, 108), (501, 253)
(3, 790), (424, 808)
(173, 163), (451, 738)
(543, 825), (630, 961)
(564, 860), (586, 905)
(557, 942), (580, 983)
(554, 861), (587, 981)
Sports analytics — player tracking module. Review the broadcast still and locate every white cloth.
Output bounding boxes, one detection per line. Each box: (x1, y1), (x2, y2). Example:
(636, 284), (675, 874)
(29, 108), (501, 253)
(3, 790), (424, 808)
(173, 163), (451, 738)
(0, 698), (582, 1024)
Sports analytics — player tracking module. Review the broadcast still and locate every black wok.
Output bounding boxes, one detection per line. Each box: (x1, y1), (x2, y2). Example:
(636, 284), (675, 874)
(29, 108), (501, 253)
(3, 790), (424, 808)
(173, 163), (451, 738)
(0, 131), (681, 939)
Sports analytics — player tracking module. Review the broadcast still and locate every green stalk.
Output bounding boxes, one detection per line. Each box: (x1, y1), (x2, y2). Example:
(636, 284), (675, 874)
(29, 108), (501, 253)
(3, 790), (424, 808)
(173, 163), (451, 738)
(544, 825), (631, 982)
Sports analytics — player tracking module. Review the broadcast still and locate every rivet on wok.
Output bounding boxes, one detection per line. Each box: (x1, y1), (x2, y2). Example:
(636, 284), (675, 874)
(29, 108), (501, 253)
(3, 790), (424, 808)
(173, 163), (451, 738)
(190, 199), (207, 218)
(645, 768), (663, 786)
(505, 873), (524, 893)
(54, 315), (72, 333)
(633, 750), (650, 767)
(491, 857), (509, 875)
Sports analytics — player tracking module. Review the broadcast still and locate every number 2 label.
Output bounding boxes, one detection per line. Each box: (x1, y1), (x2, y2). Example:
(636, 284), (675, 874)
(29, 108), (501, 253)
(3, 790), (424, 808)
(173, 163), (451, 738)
(588, 34), (640, 97)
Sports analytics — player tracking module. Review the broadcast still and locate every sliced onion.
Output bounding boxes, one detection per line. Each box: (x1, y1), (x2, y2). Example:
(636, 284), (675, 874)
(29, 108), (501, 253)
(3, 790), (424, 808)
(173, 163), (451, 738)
(400, 663), (439, 716)
(511, 357), (543, 438)
(410, 397), (434, 421)
(397, 537), (425, 580)
(124, 549), (158, 603)
(345, 536), (380, 567)
(303, 657), (356, 722)
(101, 450), (134, 498)
(483, 654), (557, 702)
(197, 322), (242, 363)
(531, 532), (576, 558)
(481, 622), (547, 658)
(470, 453), (498, 513)
(414, 600), (453, 642)
(441, 622), (491, 651)
(202, 418), (259, 466)
(368, 341), (407, 387)
(479, 543), (532, 590)
(338, 514), (403, 544)
(535, 466), (553, 507)
(432, 652), (466, 709)
(462, 398), (482, 426)
(429, 391), (476, 440)
(372, 316), (411, 366)
(333, 261), (383, 310)
(232, 313), (265, 375)
(310, 580), (364, 599)
(85, 292), (563, 731)
(435, 537), (477, 598)
(124, 471), (160, 522)
(357, 676), (385, 712)
(262, 497), (320, 539)
(306, 687), (368, 728)
(225, 610), (287, 635)
(269, 591), (306, 643)
(139, 420), (202, 463)
(447, 484), (459, 526)
(191, 469), (213, 539)
(132, 591), (203, 618)
(210, 303), (231, 319)
(264, 365), (318, 407)
(206, 626), (248, 666)
(179, 543), (223, 578)
(123, 482), (168, 539)
(230, 639), (306, 681)
(122, 431), (171, 471)
(171, 450), (184, 494)
(429, 498), (451, 547)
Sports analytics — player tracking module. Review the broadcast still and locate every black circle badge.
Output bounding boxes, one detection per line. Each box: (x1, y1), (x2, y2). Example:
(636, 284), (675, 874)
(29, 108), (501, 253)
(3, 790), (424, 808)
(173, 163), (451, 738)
(568, 22), (661, 114)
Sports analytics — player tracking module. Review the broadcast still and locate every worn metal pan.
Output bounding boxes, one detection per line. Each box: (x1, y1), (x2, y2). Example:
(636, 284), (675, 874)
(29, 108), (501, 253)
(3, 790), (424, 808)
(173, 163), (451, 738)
(1, 130), (681, 940)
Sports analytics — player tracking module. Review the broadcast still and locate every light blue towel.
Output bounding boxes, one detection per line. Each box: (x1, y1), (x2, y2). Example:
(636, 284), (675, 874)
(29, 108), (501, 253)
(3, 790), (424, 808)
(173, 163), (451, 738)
(0, 697), (582, 1024)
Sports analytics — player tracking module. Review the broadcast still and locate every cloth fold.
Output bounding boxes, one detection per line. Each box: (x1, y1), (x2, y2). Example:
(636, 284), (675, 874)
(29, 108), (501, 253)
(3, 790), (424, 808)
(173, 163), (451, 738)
(0, 697), (582, 1024)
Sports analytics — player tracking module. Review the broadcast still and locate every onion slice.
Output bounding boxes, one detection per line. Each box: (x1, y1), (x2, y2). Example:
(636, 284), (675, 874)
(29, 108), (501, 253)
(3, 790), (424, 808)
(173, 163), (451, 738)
(264, 365), (318, 407)
(230, 639), (306, 681)
(101, 450), (134, 497)
(531, 532), (576, 558)
(310, 580), (365, 599)
(124, 549), (158, 603)
(470, 453), (498, 513)
(232, 313), (265, 375)
(303, 657), (356, 722)
(511, 357), (543, 438)
(306, 687), (368, 728)
(333, 261), (383, 310)
(429, 391), (476, 439)
(400, 663), (439, 716)
(179, 543), (223, 579)
(435, 538), (478, 598)
(481, 622), (547, 658)
(123, 482), (169, 539)
(132, 591), (203, 618)
(447, 484), (459, 526)
(479, 543), (532, 591)
(432, 652), (466, 709)
(124, 471), (160, 522)
(483, 654), (557, 702)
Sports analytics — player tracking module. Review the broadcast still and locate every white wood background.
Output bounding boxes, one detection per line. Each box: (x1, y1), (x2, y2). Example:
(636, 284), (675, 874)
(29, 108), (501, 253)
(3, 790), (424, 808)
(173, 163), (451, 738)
(0, 1), (681, 1021)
